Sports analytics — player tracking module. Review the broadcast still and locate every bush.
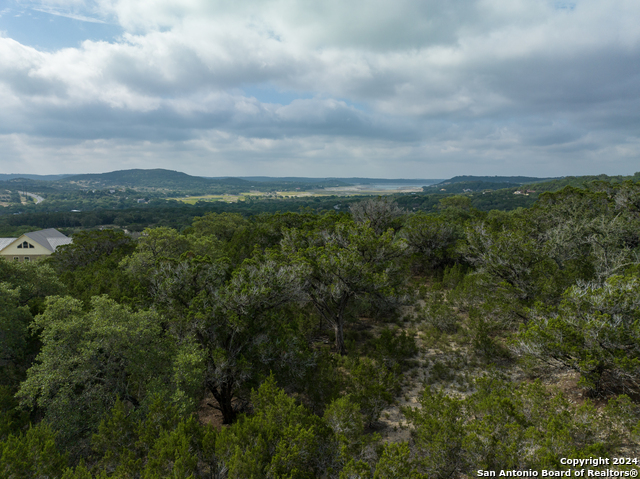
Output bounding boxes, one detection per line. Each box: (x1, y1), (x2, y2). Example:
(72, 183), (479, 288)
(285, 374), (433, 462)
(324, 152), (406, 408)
(0, 423), (68, 478)
(420, 293), (459, 334)
(404, 377), (636, 477)
(370, 328), (418, 369)
(518, 273), (640, 395)
(346, 358), (400, 428)
(468, 307), (512, 362)
(441, 263), (468, 289)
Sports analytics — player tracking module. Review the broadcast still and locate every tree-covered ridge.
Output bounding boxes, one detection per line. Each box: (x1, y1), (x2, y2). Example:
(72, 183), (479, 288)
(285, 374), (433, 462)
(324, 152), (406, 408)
(424, 180), (524, 193)
(0, 170), (358, 218)
(2, 171), (639, 236)
(438, 175), (559, 185)
(60, 169), (248, 190)
(53, 169), (352, 193)
(0, 174), (72, 182)
(519, 171), (640, 193)
(1, 180), (640, 477)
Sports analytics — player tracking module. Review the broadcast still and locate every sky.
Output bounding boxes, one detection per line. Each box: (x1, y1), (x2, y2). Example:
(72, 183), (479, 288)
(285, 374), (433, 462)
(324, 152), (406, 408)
(0, 0), (639, 178)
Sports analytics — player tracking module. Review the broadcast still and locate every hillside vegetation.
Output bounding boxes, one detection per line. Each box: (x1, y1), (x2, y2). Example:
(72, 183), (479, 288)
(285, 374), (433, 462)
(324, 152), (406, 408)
(438, 175), (558, 184)
(3, 170), (640, 237)
(1, 178), (640, 477)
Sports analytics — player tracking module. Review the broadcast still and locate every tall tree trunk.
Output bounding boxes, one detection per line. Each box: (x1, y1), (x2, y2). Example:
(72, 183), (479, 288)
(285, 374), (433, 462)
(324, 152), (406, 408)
(334, 319), (347, 356)
(209, 383), (237, 424)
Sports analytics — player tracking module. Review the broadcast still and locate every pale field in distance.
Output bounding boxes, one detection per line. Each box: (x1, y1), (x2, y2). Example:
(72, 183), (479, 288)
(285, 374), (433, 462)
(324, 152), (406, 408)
(169, 186), (423, 203)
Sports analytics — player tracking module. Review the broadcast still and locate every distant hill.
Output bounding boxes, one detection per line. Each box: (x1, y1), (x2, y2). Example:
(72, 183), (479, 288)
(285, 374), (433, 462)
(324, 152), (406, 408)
(5, 169), (637, 197)
(210, 177), (352, 188)
(214, 177), (442, 186)
(0, 174), (72, 182)
(438, 175), (559, 185)
(58, 169), (239, 190)
(0, 178), (60, 193)
(518, 172), (640, 193)
(424, 181), (523, 194)
(54, 169), (352, 192)
(213, 176), (344, 184)
(338, 177), (441, 185)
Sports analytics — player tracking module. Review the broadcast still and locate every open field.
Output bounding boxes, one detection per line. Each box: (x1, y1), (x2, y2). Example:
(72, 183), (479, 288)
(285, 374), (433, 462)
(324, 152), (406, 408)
(169, 185), (424, 204)
(170, 194), (245, 204)
(322, 185), (423, 194)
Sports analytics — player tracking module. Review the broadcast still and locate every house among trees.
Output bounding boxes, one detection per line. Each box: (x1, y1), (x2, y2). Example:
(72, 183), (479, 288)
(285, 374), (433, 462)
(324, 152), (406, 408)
(0, 228), (72, 262)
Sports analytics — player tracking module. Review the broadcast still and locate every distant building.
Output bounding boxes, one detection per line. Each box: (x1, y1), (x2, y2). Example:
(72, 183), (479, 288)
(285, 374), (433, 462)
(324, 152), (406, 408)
(0, 228), (72, 262)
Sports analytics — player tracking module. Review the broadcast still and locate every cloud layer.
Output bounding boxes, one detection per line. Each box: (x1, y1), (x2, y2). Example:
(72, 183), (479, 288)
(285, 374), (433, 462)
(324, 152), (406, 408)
(0, 0), (639, 177)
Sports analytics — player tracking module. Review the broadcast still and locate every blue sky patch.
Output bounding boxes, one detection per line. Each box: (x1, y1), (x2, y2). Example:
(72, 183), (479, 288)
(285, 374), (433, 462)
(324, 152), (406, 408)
(0, 4), (122, 51)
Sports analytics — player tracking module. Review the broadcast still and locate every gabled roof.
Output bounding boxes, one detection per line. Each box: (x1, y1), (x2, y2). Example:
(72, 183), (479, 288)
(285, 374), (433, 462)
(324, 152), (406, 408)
(24, 228), (72, 252)
(0, 238), (17, 251)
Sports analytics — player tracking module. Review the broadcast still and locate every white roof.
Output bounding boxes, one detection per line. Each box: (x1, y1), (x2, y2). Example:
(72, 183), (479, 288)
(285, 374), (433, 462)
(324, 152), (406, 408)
(47, 237), (73, 250)
(24, 228), (72, 252)
(0, 238), (17, 251)
(0, 229), (72, 253)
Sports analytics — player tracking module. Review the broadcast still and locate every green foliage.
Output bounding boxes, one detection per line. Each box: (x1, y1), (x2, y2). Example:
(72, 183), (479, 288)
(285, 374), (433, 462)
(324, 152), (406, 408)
(17, 296), (174, 448)
(50, 229), (134, 271)
(0, 284), (32, 380)
(404, 378), (628, 477)
(145, 246), (312, 424)
(349, 197), (406, 235)
(518, 273), (640, 395)
(437, 195), (485, 223)
(283, 220), (408, 355)
(345, 357), (399, 428)
(142, 417), (207, 478)
(0, 386), (29, 440)
(2, 180), (640, 476)
(404, 386), (467, 478)
(425, 360), (456, 385)
(440, 263), (468, 289)
(90, 398), (141, 475)
(462, 215), (560, 305)
(216, 375), (334, 479)
(401, 213), (460, 273)
(120, 227), (192, 278)
(323, 395), (365, 447)
(295, 350), (343, 415)
(339, 458), (373, 479)
(370, 328), (418, 369)
(419, 293), (460, 334)
(48, 229), (136, 304)
(0, 422), (68, 478)
(374, 442), (424, 479)
(0, 260), (64, 396)
(54, 396), (220, 478)
(467, 307), (511, 362)
(438, 195), (472, 211)
(0, 259), (64, 313)
(191, 212), (249, 240)
(195, 256), (310, 423)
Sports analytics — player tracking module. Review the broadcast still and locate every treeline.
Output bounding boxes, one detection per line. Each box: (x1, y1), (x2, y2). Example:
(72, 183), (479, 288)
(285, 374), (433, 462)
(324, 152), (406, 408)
(0, 199), (352, 236)
(0, 188), (545, 237)
(1, 181), (640, 477)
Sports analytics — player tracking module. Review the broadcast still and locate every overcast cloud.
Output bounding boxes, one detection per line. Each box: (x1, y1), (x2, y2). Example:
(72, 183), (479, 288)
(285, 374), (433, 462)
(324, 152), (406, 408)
(0, 0), (639, 177)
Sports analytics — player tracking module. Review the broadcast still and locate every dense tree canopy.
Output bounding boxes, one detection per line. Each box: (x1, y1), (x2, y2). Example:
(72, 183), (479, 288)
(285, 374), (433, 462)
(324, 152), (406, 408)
(2, 179), (640, 477)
